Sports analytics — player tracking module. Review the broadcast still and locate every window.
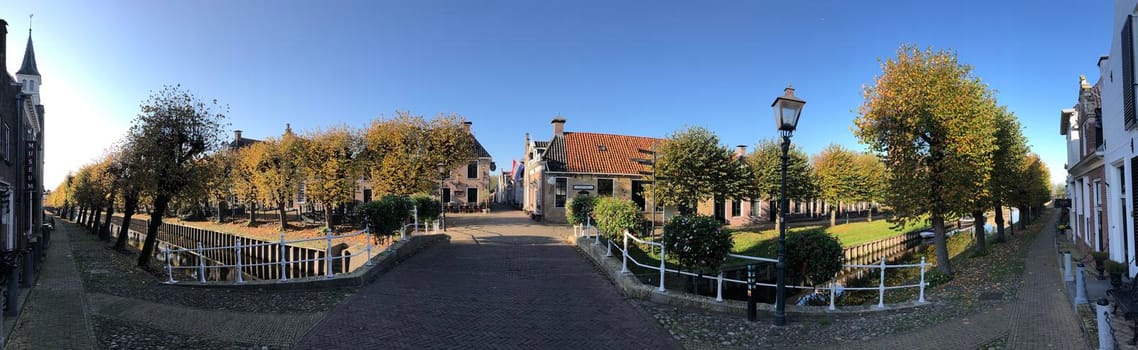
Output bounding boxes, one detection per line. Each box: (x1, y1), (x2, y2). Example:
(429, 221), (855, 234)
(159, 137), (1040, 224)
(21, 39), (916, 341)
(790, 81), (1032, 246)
(597, 179), (613, 196)
(297, 183), (307, 203)
(554, 178), (567, 207)
(443, 188), (451, 203)
(751, 199), (762, 216)
(1095, 108), (1104, 148)
(631, 180), (647, 211)
(0, 123), (9, 162)
(731, 200), (742, 217)
(362, 189), (372, 203)
(1124, 15), (1137, 129)
(467, 188), (478, 204)
(467, 161), (478, 179)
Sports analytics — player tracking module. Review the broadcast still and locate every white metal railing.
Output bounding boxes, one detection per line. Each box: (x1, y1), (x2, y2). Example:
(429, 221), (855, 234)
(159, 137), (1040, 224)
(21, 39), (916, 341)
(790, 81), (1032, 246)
(111, 217), (428, 284)
(161, 227), (376, 284)
(598, 228), (928, 310)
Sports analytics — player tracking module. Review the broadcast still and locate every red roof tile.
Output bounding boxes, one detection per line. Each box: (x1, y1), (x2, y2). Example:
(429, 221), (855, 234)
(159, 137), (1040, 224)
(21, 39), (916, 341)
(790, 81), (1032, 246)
(564, 132), (662, 175)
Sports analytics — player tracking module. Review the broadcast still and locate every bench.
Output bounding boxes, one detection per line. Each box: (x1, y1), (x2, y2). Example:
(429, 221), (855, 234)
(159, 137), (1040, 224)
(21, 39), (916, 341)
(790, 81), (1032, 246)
(1108, 276), (1138, 345)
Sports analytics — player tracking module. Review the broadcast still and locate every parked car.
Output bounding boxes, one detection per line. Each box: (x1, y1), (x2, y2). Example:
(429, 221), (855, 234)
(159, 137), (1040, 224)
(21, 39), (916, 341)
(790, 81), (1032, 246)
(919, 230), (935, 239)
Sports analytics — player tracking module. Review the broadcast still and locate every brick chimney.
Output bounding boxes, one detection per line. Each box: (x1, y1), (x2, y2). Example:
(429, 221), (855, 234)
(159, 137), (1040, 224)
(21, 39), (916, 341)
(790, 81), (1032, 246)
(234, 130), (243, 143)
(735, 145), (747, 157)
(552, 117), (566, 137)
(463, 121), (472, 133)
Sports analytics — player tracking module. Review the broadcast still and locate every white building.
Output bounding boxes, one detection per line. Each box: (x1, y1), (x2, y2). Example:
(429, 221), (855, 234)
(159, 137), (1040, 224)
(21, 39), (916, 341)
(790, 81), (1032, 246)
(1100, 0), (1138, 276)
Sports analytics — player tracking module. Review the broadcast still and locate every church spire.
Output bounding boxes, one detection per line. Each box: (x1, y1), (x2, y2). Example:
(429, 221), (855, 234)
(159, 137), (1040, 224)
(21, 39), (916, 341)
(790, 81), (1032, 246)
(16, 24), (38, 76)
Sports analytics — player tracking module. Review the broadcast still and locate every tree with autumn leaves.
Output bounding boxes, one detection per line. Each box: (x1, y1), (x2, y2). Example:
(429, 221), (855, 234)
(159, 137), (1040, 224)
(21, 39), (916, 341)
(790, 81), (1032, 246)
(856, 45), (1048, 275)
(363, 112), (475, 196)
(298, 126), (363, 231)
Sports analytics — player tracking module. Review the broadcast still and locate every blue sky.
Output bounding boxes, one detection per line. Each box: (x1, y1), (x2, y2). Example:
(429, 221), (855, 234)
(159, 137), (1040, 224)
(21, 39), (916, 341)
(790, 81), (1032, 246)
(0, 0), (1112, 189)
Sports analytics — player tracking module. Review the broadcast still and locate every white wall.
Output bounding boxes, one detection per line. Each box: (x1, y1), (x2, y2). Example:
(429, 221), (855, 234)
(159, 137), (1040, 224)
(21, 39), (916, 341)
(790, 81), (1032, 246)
(1102, 0), (1138, 273)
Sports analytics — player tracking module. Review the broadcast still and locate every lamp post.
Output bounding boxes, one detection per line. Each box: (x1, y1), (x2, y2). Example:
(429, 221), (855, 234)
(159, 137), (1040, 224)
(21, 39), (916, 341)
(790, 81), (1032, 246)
(437, 163), (447, 231)
(771, 85), (805, 326)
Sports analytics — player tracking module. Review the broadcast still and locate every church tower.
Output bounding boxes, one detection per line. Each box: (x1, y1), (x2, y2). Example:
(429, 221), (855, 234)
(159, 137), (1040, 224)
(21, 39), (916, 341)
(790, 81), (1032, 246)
(15, 28), (39, 105)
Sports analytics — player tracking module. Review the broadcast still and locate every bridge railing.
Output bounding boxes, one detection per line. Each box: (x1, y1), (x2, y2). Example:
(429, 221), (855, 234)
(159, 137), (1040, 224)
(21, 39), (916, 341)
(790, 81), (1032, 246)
(162, 227), (375, 284)
(575, 221), (929, 310)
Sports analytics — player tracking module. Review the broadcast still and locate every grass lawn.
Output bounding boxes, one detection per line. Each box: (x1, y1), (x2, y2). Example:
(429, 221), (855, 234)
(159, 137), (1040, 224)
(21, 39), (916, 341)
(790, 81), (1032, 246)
(730, 219), (927, 260)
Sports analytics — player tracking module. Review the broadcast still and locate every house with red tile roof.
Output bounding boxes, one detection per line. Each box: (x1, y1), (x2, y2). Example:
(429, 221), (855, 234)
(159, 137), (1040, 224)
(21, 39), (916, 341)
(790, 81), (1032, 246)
(522, 117), (671, 223)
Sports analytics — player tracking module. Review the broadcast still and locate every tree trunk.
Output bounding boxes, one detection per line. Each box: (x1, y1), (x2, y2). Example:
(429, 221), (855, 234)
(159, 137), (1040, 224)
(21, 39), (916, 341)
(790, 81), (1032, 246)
(867, 206), (874, 222)
(324, 204), (335, 231)
(1024, 204), (1033, 229)
(78, 206), (86, 226)
(114, 190), (139, 251)
(91, 207), (102, 232)
(217, 197), (226, 223)
(247, 201), (257, 227)
(932, 215), (952, 275)
(829, 207), (836, 227)
(99, 192), (116, 241)
(138, 196), (170, 269)
(993, 203), (1006, 242)
(278, 201), (289, 232)
(972, 210), (986, 254)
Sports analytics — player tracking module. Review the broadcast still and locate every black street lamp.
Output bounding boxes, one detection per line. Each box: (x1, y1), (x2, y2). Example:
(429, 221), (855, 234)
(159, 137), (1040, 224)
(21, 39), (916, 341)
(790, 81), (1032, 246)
(771, 85), (805, 326)
(437, 162), (447, 232)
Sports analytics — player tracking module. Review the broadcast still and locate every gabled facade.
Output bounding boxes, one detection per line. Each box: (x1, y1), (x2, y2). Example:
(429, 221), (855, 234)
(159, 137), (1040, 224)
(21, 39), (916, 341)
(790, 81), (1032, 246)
(1064, 74), (1109, 255)
(0, 18), (47, 316)
(523, 117), (671, 223)
(429, 121), (494, 208)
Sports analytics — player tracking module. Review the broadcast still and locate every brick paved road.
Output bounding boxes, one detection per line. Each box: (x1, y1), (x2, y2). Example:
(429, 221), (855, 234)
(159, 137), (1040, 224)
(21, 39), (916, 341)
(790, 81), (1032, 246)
(296, 210), (681, 349)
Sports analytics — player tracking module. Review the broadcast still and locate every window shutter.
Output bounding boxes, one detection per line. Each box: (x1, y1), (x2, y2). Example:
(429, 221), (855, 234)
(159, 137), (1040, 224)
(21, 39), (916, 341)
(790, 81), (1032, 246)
(1124, 15), (1136, 129)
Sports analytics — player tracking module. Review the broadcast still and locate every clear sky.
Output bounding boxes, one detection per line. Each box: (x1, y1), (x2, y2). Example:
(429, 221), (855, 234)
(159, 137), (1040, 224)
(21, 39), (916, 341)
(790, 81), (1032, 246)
(0, 0), (1112, 190)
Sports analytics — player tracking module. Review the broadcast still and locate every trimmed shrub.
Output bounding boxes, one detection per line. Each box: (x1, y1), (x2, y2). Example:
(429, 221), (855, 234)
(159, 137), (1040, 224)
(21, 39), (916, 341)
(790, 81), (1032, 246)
(593, 196), (643, 239)
(356, 194), (412, 239)
(661, 215), (731, 274)
(410, 194), (441, 222)
(785, 229), (844, 287)
(567, 195), (597, 226)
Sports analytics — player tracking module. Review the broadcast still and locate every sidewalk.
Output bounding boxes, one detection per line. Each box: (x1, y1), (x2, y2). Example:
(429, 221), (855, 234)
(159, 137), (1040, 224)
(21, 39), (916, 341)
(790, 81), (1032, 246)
(4, 217), (97, 349)
(1058, 231), (1138, 349)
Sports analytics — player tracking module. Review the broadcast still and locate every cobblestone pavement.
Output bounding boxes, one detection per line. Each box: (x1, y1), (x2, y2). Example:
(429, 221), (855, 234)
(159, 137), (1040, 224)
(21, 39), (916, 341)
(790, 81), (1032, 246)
(6, 219), (98, 349)
(819, 211), (1084, 349)
(12, 217), (353, 349)
(635, 210), (1088, 350)
(296, 210), (682, 349)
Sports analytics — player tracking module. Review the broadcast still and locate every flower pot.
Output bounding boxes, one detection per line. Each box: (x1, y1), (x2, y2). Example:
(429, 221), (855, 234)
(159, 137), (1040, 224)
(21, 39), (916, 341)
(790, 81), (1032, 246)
(1111, 272), (1124, 288)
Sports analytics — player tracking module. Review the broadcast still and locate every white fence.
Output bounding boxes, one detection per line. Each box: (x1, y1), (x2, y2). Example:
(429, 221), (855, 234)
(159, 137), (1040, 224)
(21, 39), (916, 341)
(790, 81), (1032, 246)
(111, 208), (439, 284)
(574, 222), (929, 309)
(162, 228), (376, 284)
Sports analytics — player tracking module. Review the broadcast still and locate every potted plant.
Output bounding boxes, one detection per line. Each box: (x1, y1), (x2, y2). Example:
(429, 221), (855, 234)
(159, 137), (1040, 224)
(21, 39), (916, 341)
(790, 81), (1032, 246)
(1056, 223), (1069, 235)
(1106, 260), (1129, 288)
(1091, 252), (1110, 278)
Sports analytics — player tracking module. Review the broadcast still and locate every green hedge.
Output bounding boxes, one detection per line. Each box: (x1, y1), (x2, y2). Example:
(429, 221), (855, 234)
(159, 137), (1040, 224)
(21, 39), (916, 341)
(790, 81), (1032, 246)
(593, 196), (644, 239)
(567, 195), (596, 226)
(785, 229), (844, 286)
(662, 214), (731, 274)
(410, 194), (441, 222)
(356, 194), (412, 238)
